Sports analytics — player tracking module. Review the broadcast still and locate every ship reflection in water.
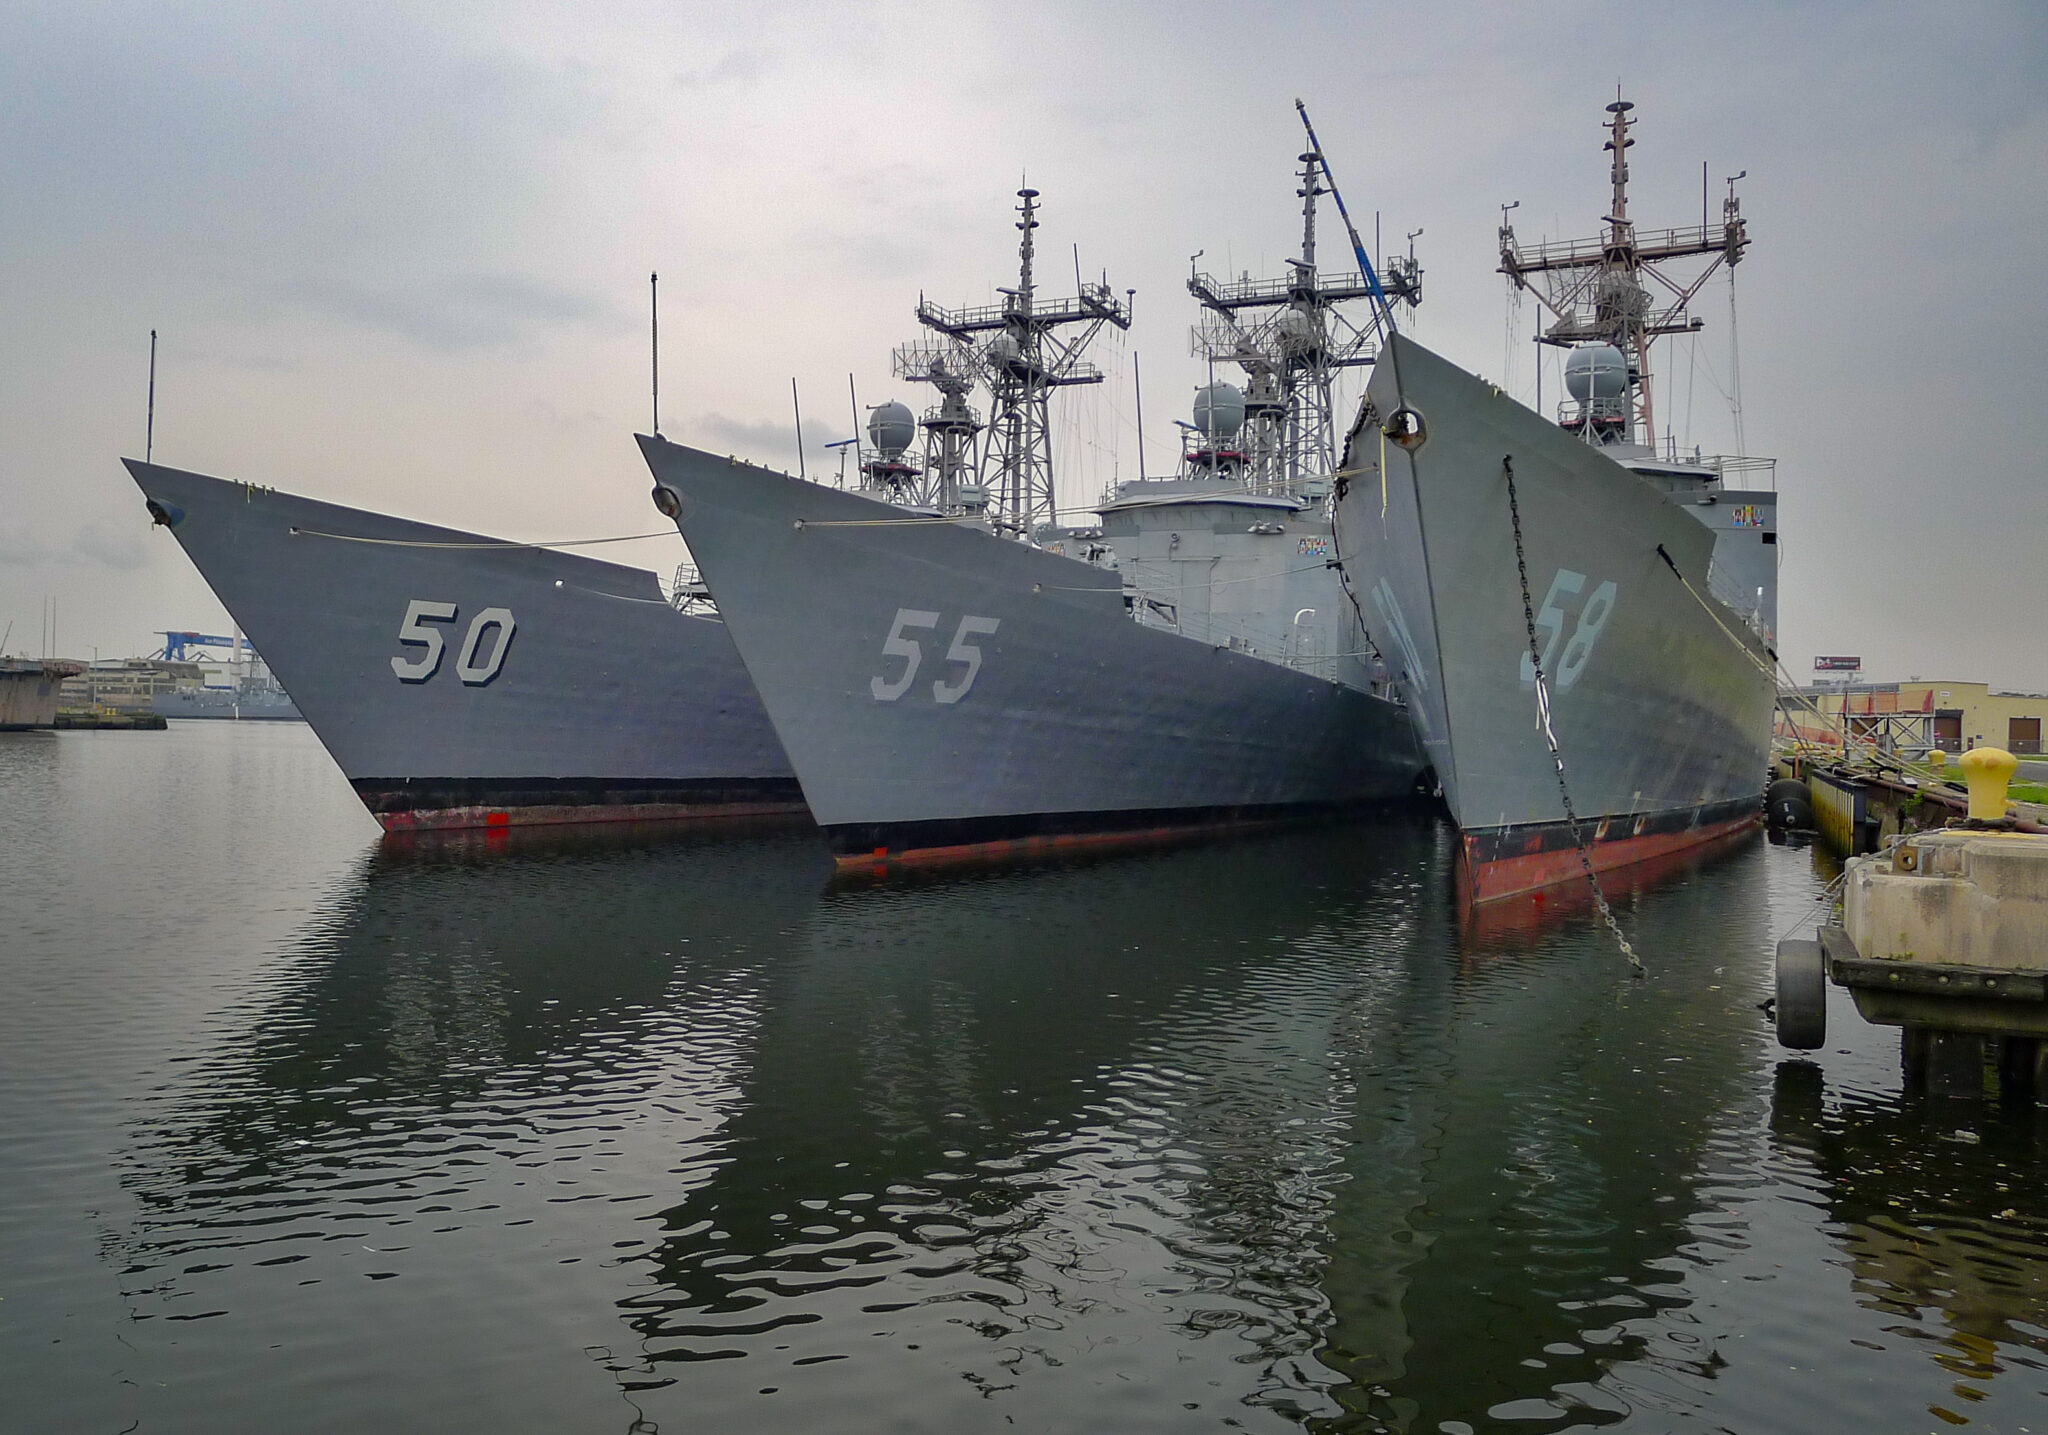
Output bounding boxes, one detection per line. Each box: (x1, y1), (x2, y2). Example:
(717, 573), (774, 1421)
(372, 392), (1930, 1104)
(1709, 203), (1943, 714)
(28, 809), (2048, 1433)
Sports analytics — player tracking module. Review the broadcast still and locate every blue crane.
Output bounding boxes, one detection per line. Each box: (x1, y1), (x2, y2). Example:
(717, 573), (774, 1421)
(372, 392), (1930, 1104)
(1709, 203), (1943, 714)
(158, 631), (247, 662)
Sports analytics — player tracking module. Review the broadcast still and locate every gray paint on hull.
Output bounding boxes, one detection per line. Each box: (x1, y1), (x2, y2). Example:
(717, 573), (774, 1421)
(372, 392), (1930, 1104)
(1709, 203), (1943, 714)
(1333, 334), (1773, 833)
(123, 460), (794, 796)
(638, 437), (1426, 836)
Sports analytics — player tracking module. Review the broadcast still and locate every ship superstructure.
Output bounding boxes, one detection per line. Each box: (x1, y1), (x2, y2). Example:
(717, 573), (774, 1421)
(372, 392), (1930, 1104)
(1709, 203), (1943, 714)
(1079, 129), (1425, 694)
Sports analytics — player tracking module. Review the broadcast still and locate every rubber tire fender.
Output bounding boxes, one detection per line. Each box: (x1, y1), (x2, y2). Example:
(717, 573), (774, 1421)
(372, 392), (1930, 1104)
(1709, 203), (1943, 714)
(1775, 938), (1827, 1050)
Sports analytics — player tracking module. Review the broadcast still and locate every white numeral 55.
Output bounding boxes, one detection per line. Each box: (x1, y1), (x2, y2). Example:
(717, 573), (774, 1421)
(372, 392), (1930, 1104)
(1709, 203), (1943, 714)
(870, 608), (1000, 704)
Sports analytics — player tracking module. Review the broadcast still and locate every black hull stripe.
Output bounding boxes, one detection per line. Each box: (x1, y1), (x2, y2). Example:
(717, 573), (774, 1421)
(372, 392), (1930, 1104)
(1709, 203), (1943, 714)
(352, 776), (806, 815)
(824, 796), (1430, 857)
(1464, 793), (1762, 863)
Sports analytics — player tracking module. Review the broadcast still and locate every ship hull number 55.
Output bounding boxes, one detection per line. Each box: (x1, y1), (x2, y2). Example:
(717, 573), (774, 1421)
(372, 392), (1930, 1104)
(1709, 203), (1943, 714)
(871, 608), (1000, 704)
(390, 601), (517, 686)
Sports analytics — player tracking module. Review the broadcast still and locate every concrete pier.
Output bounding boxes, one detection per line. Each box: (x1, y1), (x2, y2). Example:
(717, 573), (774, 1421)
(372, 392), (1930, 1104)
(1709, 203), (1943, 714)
(1776, 748), (2048, 1098)
(0, 659), (86, 729)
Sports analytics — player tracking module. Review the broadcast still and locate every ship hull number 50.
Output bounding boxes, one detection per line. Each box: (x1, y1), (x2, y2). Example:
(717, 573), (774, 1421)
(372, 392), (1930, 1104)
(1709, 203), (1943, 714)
(390, 601), (517, 686)
(871, 608), (1000, 704)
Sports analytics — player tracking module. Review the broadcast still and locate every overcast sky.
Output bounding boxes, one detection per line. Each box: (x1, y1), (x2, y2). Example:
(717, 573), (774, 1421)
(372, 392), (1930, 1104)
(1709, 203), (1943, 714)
(3, 1), (2043, 688)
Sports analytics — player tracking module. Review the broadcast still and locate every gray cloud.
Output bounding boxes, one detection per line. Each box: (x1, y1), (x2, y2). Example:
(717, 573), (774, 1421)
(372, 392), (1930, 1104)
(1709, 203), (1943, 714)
(696, 412), (848, 465)
(0, 522), (52, 566)
(271, 271), (616, 351)
(0, 517), (147, 571)
(71, 520), (148, 571)
(674, 49), (772, 90)
(0, 1), (2043, 689)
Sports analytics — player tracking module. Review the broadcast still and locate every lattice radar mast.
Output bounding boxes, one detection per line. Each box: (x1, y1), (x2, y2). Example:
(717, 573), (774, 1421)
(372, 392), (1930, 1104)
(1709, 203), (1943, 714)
(1499, 97), (1748, 449)
(1186, 147), (1421, 494)
(892, 189), (1131, 534)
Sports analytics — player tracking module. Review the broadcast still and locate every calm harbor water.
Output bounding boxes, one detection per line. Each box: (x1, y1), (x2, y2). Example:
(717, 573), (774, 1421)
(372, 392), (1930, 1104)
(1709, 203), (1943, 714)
(5, 723), (2046, 1434)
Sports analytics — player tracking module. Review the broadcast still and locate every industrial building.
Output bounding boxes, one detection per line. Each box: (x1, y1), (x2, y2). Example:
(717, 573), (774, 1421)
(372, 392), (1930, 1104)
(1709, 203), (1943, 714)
(1781, 679), (2047, 756)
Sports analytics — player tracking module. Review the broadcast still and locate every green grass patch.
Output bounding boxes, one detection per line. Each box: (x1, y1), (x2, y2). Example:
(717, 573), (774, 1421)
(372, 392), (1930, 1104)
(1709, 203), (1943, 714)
(1922, 760), (2048, 807)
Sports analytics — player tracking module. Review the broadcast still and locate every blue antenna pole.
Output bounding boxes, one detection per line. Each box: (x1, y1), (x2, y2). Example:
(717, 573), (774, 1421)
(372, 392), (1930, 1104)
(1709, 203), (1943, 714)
(1295, 99), (1396, 335)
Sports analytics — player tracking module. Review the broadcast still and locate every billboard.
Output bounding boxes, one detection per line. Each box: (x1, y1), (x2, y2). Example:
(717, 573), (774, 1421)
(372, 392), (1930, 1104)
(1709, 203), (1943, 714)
(1813, 656), (1862, 672)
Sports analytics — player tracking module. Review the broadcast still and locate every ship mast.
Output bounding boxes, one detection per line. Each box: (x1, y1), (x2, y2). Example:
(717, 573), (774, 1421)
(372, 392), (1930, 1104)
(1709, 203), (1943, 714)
(1500, 96), (1748, 450)
(1188, 149), (1420, 493)
(896, 189), (1131, 534)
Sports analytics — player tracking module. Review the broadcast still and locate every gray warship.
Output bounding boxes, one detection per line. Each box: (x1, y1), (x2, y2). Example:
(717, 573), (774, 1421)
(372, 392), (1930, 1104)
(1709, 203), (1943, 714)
(1333, 100), (1776, 904)
(124, 460), (802, 831)
(641, 182), (1427, 868)
(153, 682), (303, 721)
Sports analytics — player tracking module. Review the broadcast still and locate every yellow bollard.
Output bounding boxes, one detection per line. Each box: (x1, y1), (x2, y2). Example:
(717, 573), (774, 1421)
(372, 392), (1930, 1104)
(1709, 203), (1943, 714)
(1958, 746), (2018, 821)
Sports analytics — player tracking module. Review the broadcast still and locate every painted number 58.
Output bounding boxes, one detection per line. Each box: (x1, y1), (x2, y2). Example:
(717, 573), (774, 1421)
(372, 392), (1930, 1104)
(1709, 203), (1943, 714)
(870, 607), (1000, 704)
(1518, 568), (1617, 692)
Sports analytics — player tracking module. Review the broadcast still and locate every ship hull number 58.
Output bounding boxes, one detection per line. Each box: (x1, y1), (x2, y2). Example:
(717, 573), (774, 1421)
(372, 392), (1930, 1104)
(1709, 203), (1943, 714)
(871, 608), (1000, 704)
(391, 601), (516, 686)
(1518, 569), (1616, 692)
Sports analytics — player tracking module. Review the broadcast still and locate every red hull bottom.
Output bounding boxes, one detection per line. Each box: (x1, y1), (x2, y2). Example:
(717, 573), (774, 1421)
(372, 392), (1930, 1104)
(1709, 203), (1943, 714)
(832, 815), (1301, 877)
(1463, 810), (1762, 906)
(377, 798), (810, 834)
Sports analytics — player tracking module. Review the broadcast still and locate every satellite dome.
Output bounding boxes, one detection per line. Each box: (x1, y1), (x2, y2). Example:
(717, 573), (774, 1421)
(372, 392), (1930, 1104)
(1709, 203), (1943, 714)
(1192, 382), (1246, 438)
(868, 400), (915, 458)
(985, 332), (1023, 367)
(1564, 345), (1628, 401)
(1276, 307), (1318, 353)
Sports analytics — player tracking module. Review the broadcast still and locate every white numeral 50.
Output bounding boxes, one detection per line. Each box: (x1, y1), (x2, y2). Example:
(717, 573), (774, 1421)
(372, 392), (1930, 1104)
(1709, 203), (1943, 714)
(391, 600), (517, 686)
(870, 608), (1001, 704)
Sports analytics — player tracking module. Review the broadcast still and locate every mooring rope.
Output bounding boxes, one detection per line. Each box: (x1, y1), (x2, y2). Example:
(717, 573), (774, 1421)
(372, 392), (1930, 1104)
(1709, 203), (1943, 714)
(1322, 450), (1389, 668)
(290, 527), (678, 550)
(793, 514), (977, 529)
(1037, 558), (1340, 594)
(1504, 455), (1645, 975)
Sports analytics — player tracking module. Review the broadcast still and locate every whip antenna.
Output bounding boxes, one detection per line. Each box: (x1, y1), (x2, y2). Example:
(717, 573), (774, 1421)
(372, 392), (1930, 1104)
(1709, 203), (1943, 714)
(791, 377), (807, 479)
(650, 272), (660, 435)
(1294, 99), (1396, 336)
(146, 329), (157, 462)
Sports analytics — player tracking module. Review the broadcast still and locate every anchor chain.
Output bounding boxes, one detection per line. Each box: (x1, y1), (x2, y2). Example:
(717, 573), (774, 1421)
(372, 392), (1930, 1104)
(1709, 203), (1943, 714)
(1326, 465), (1389, 672)
(1504, 455), (1644, 975)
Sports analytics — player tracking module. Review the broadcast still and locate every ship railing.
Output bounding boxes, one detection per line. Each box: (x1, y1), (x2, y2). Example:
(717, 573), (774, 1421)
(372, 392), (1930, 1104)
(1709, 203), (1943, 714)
(1505, 222), (1735, 275)
(1121, 573), (1364, 680)
(669, 562), (717, 614)
(1559, 396), (1630, 426)
(918, 286), (1131, 336)
(1704, 559), (1773, 644)
(1188, 260), (1422, 313)
(1703, 454), (1777, 489)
